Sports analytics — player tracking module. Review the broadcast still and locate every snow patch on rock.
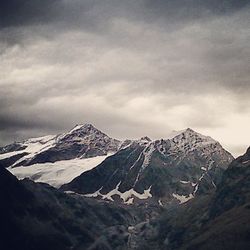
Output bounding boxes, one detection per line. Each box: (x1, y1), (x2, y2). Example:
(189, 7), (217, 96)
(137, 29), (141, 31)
(83, 184), (152, 204)
(172, 193), (194, 204)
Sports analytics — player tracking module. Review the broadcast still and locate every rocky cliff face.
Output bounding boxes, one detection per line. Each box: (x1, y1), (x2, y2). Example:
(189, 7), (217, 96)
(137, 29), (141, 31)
(118, 146), (250, 250)
(61, 128), (233, 205)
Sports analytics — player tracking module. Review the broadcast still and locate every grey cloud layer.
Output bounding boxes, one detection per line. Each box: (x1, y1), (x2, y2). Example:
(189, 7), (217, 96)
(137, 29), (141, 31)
(0, 0), (250, 156)
(1, 0), (249, 27)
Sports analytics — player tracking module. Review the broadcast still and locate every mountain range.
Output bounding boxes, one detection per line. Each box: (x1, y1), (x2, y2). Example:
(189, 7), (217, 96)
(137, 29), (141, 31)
(0, 131), (249, 249)
(1, 124), (233, 206)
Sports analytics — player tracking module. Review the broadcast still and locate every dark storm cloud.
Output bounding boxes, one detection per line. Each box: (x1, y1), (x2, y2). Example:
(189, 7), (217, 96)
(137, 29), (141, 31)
(0, 0), (250, 155)
(1, 0), (249, 49)
(0, 0), (136, 31)
(0, 113), (56, 131)
(1, 0), (249, 28)
(0, 0), (61, 28)
(144, 0), (249, 16)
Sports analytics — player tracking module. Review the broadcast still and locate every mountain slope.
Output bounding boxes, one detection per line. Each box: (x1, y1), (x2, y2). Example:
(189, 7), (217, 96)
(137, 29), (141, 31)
(61, 129), (233, 205)
(0, 123), (120, 168)
(1, 124), (120, 187)
(0, 167), (145, 250)
(125, 146), (250, 250)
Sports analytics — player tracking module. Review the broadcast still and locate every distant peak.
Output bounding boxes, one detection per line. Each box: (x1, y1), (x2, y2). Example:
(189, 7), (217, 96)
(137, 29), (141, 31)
(185, 128), (194, 133)
(68, 123), (99, 134)
(165, 129), (188, 140)
(135, 136), (152, 146)
(82, 123), (96, 129)
(140, 136), (152, 142)
(165, 128), (214, 141)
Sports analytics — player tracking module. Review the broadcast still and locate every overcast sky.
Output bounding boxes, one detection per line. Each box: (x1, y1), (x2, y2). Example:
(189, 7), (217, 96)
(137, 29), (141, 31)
(0, 0), (249, 156)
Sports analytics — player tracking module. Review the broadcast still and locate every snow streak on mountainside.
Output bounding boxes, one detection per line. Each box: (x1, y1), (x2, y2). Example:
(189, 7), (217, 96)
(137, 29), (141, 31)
(62, 128), (234, 205)
(8, 154), (112, 188)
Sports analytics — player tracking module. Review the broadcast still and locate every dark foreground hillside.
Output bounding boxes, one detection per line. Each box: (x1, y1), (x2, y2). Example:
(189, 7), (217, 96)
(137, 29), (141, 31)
(0, 147), (249, 250)
(0, 167), (147, 250)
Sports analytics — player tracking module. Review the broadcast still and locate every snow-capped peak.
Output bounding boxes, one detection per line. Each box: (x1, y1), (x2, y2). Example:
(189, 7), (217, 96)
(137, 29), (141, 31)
(166, 128), (199, 139)
(132, 136), (152, 147)
(58, 123), (110, 143)
(68, 124), (85, 134)
(166, 128), (217, 145)
(163, 128), (229, 159)
(68, 123), (99, 134)
(165, 129), (189, 140)
(0, 123), (121, 168)
(139, 136), (152, 144)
